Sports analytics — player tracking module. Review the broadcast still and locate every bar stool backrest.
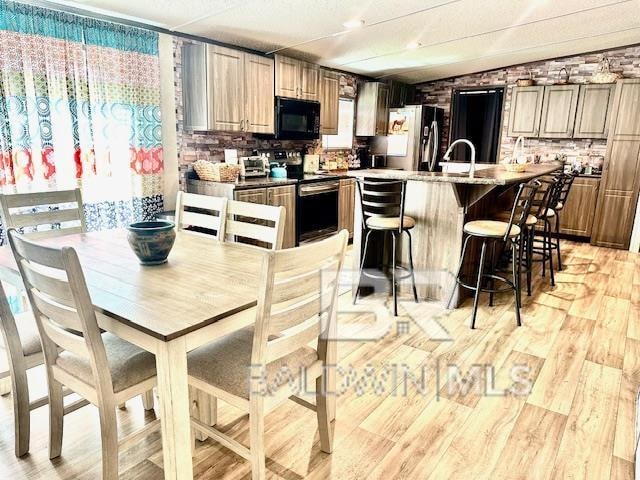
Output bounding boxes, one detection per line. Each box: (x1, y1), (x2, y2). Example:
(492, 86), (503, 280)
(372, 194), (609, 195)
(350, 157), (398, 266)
(504, 180), (541, 241)
(531, 175), (562, 219)
(356, 178), (407, 233)
(555, 172), (577, 207)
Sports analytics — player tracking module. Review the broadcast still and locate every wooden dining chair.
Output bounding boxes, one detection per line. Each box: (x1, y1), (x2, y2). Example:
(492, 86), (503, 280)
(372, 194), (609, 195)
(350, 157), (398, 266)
(187, 229), (348, 479)
(0, 188), (86, 240)
(7, 229), (160, 479)
(0, 188), (88, 456)
(174, 190), (227, 239)
(222, 199), (285, 250)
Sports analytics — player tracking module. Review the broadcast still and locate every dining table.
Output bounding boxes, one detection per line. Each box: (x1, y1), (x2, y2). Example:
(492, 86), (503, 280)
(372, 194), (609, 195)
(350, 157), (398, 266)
(0, 228), (338, 480)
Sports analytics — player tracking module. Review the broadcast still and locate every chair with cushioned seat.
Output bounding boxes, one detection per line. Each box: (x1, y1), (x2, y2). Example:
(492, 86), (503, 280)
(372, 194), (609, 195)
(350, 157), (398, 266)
(0, 189), (154, 457)
(353, 178), (419, 316)
(449, 181), (540, 329)
(530, 175), (564, 287)
(7, 229), (159, 479)
(0, 189), (90, 457)
(187, 230), (348, 480)
(551, 172), (577, 270)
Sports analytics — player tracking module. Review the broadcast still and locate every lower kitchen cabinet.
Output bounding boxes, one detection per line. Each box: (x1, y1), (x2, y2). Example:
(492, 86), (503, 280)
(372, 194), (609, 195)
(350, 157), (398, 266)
(234, 187), (267, 205)
(266, 185), (297, 248)
(338, 179), (356, 238)
(559, 177), (600, 237)
(234, 185), (296, 249)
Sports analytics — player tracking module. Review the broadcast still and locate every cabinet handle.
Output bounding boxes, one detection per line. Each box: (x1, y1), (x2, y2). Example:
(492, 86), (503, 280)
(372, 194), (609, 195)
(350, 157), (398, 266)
(240, 119), (244, 131)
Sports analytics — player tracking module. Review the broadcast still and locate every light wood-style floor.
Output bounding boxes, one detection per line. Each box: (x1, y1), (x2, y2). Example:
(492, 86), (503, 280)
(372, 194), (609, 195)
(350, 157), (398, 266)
(1, 241), (638, 479)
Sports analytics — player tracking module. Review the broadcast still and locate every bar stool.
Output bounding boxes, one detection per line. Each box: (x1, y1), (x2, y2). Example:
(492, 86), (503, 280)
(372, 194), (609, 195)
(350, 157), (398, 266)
(551, 172), (577, 270)
(531, 175), (563, 286)
(353, 178), (418, 317)
(449, 181), (540, 329)
(493, 192), (540, 298)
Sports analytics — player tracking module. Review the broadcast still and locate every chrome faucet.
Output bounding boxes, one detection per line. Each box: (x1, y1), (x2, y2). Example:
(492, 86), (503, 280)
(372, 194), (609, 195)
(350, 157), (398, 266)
(513, 135), (526, 162)
(443, 139), (477, 176)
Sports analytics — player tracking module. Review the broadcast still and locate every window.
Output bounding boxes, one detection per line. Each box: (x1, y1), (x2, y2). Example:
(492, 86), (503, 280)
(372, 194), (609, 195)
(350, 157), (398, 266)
(322, 99), (354, 149)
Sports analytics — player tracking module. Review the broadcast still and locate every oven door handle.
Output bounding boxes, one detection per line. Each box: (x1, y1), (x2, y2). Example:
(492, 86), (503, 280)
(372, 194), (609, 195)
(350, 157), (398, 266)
(299, 182), (340, 196)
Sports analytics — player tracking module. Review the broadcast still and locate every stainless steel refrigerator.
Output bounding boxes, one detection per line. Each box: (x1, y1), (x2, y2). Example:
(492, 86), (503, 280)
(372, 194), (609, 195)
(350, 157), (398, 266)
(371, 105), (445, 171)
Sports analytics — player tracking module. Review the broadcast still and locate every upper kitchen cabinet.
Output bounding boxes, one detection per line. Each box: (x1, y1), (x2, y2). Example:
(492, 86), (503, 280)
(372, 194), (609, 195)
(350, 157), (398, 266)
(573, 84), (615, 139)
(244, 53), (275, 134)
(507, 86), (544, 137)
(508, 83), (614, 139)
(182, 43), (209, 131)
(356, 82), (389, 136)
(320, 70), (340, 135)
(538, 84), (580, 138)
(388, 80), (416, 108)
(208, 45), (245, 132)
(181, 43), (274, 134)
(275, 55), (320, 101)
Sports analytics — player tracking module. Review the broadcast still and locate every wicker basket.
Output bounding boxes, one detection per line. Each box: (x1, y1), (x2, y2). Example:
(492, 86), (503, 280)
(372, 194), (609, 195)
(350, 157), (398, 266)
(193, 160), (240, 182)
(590, 56), (621, 84)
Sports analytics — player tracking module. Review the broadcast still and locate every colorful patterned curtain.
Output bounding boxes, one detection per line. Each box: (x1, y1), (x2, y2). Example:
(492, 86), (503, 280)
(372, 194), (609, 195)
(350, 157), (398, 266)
(0, 0), (163, 242)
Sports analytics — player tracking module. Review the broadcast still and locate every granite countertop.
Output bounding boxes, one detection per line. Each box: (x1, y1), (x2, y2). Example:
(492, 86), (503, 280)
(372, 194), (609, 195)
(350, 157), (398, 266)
(187, 173), (349, 190)
(347, 162), (563, 186)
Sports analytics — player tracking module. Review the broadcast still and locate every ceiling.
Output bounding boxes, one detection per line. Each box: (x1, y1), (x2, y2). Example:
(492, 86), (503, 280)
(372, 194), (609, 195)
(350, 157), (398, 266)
(37, 0), (640, 83)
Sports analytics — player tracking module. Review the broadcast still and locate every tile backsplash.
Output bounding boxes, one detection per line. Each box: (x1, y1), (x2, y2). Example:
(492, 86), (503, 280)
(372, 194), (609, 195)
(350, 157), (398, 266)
(415, 44), (640, 165)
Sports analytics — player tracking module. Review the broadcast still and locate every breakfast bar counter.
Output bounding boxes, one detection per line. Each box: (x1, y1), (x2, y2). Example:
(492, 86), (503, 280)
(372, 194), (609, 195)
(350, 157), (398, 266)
(347, 162), (562, 307)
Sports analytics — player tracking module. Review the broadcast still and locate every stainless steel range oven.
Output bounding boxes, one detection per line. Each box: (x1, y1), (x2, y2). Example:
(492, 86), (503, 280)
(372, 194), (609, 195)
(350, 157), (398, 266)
(297, 180), (339, 244)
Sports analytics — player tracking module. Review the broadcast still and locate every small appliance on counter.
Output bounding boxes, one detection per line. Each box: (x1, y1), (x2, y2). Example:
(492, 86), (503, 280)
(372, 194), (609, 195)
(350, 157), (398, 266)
(371, 154), (387, 169)
(269, 163), (287, 178)
(303, 154), (320, 173)
(270, 149), (304, 179)
(239, 156), (268, 178)
(353, 147), (370, 169)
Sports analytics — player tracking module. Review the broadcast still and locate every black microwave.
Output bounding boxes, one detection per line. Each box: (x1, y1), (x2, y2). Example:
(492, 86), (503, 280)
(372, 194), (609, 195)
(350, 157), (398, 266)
(275, 97), (321, 140)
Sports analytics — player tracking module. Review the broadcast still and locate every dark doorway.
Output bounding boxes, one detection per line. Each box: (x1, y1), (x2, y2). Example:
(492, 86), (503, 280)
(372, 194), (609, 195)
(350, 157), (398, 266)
(450, 88), (504, 163)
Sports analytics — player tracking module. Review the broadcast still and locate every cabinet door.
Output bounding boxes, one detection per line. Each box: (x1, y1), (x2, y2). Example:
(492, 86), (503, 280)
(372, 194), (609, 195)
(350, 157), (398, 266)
(245, 54), (274, 134)
(275, 55), (300, 98)
(538, 85), (580, 138)
(338, 179), (355, 238)
(356, 82), (377, 136)
(574, 84), (615, 139)
(233, 188), (268, 247)
(592, 79), (640, 249)
(182, 43), (208, 130)
(375, 83), (389, 135)
(320, 70), (340, 135)
(299, 61), (320, 101)
(208, 45), (245, 132)
(559, 177), (600, 237)
(234, 187), (267, 204)
(267, 185), (296, 248)
(507, 86), (544, 137)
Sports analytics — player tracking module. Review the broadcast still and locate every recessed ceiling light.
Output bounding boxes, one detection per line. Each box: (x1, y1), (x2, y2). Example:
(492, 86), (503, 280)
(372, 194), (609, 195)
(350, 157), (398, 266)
(406, 41), (422, 50)
(342, 19), (365, 29)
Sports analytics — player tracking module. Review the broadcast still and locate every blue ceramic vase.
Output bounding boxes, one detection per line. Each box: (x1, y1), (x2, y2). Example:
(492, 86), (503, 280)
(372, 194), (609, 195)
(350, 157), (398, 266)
(126, 220), (176, 265)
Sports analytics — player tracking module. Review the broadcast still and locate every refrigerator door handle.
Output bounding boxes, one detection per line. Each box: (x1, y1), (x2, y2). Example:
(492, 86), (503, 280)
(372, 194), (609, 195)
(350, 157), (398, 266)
(430, 120), (439, 171)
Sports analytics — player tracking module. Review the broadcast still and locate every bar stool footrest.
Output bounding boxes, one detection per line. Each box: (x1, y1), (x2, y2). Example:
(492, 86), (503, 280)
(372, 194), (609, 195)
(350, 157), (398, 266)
(362, 265), (414, 281)
(455, 273), (516, 294)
